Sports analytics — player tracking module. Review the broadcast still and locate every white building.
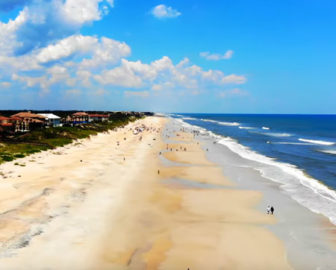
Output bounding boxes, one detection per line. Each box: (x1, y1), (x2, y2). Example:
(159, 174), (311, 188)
(39, 113), (61, 127)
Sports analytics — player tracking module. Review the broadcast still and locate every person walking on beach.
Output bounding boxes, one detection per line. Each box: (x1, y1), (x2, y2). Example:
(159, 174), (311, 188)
(270, 206), (274, 215)
(266, 205), (271, 214)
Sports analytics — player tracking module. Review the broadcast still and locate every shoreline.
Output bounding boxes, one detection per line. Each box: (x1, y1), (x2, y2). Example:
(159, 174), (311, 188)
(0, 116), (334, 269)
(176, 118), (336, 269)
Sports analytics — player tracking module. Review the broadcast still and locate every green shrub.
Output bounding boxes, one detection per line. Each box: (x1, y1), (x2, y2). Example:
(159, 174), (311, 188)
(1, 155), (14, 161)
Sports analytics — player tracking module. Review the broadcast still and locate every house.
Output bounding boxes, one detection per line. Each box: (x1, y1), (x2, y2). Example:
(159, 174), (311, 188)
(0, 115), (28, 133)
(88, 114), (109, 122)
(39, 113), (61, 127)
(10, 116), (28, 132)
(71, 112), (89, 124)
(0, 116), (13, 132)
(11, 111), (46, 132)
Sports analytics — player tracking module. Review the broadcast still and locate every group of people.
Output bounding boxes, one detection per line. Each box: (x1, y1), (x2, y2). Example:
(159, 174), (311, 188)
(266, 205), (275, 215)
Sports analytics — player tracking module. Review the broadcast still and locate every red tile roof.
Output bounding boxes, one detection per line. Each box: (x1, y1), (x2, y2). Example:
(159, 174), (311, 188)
(9, 116), (22, 121)
(0, 116), (10, 121)
(11, 112), (46, 119)
(73, 112), (88, 116)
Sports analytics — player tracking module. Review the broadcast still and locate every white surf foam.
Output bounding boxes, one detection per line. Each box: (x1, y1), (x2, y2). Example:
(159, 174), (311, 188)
(262, 126), (270, 130)
(175, 118), (336, 225)
(201, 119), (240, 126)
(250, 131), (292, 137)
(298, 138), (335, 146)
(182, 117), (197, 121)
(175, 119), (208, 134)
(266, 132), (292, 137)
(317, 149), (336, 155)
(216, 136), (336, 225)
(239, 126), (255, 130)
(269, 142), (311, 145)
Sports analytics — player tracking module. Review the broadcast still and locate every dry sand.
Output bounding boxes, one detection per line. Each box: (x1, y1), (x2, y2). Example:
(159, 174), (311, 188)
(0, 117), (291, 269)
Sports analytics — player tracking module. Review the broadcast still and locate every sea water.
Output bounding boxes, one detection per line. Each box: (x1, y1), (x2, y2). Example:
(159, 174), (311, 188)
(171, 114), (336, 225)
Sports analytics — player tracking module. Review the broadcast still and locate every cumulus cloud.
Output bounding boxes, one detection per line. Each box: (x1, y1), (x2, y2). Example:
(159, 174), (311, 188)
(61, 0), (114, 25)
(200, 50), (234, 60)
(79, 37), (131, 69)
(0, 0), (248, 100)
(94, 56), (246, 92)
(35, 34), (130, 66)
(151, 4), (181, 19)
(219, 88), (249, 98)
(0, 0), (114, 56)
(36, 35), (98, 64)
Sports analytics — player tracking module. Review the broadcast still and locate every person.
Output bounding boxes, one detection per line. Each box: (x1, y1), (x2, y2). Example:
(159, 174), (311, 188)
(270, 206), (274, 215)
(266, 205), (271, 214)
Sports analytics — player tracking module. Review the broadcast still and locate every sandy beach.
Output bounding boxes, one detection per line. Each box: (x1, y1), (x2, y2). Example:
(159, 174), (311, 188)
(0, 116), (333, 269)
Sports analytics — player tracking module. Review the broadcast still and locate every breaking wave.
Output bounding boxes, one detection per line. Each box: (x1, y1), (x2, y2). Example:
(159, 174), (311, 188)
(201, 119), (240, 126)
(298, 138), (335, 146)
(174, 118), (336, 226)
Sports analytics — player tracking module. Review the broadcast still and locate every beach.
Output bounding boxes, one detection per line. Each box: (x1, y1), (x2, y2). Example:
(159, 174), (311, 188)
(0, 116), (334, 269)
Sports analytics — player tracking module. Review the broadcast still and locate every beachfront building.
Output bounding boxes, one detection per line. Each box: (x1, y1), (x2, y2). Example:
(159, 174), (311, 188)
(0, 116), (14, 133)
(39, 113), (61, 127)
(11, 112), (46, 132)
(88, 114), (109, 122)
(1, 114), (34, 133)
(71, 112), (89, 124)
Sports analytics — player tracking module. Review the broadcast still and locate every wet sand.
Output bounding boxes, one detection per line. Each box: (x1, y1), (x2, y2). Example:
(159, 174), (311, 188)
(0, 117), (292, 269)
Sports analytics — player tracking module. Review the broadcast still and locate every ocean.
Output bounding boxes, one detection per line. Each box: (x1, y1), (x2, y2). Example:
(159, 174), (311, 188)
(171, 114), (336, 225)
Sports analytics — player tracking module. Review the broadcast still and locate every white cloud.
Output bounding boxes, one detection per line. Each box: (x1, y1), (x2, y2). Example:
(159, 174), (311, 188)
(0, 0), (114, 56)
(95, 61), (144, 88)
(79, 37), (131, 69)
(93, 56), (246, 93)
(61, 0), (114, 25)
(0, 1), (247, 99)
(219, 88), (249, 98)
(151, 4), (181, 19)
(36, 35), (97, 63)
(220, 74), (246, 84)
(200, 50), (234, 61)
(124, 91), (149, 98)
(0, 10), (27, 56)
(35, 34), (130, 66)
(12, 73), (47, 88)
(76, 70), (92, 88)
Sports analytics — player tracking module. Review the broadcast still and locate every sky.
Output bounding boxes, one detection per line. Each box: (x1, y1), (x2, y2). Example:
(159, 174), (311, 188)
(0, 0), (335, 113)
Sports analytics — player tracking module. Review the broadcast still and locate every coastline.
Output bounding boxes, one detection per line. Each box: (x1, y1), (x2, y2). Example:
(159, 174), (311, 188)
(0, 116), (334, 269)
(174, 118), (336, 269)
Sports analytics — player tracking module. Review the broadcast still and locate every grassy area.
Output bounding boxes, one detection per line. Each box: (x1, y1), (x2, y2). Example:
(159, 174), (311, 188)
(0, 114), (142, 164)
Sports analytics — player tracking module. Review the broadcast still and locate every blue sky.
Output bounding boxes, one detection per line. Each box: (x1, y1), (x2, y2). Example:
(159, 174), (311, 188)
(0, 0), (335, 113)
